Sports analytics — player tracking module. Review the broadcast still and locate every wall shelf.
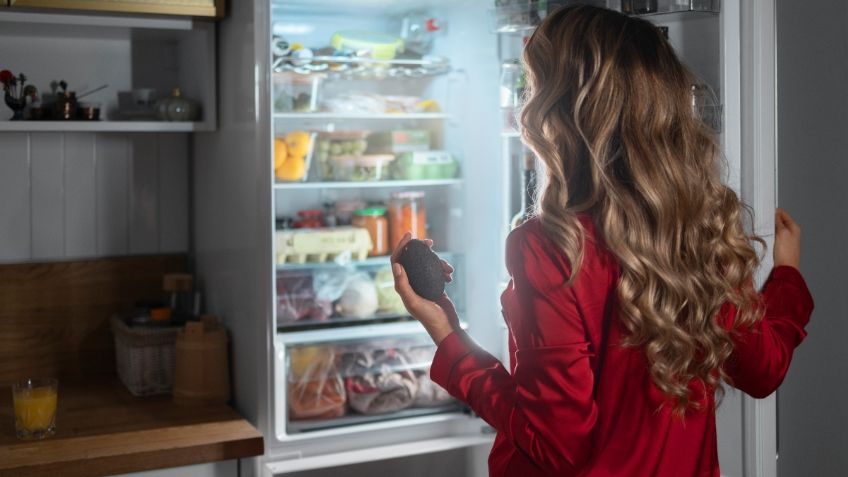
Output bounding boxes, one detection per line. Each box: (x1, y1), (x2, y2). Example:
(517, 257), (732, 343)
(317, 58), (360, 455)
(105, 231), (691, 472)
(274, 178), (462, 190)
(0, 121), (212, 132)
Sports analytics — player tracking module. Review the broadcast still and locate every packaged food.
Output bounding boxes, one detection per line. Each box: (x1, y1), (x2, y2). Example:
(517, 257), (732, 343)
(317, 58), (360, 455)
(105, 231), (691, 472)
(374, 267), (406, 314)
(331, 199), (367, 226)
(275, 227), (373, 264)
(330, 30), (405, 60)
(367, 130), (431, 154)
(351, 207), (389, 256)
(341, 347), (418, 415)
(276, 271), (332, 323)
(336, 273), (379, 319)
(331, 154), (395, 181)
(293, 209), (325, 229)
(388, 191), (427, 248)
(288, 345), (347, 420)
(391, 150), (459, 180)
(314, 131), (370, 180)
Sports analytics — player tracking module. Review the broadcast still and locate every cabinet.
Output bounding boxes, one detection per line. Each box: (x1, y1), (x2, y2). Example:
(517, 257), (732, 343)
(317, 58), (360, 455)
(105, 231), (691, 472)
(7, 0), (224, 17)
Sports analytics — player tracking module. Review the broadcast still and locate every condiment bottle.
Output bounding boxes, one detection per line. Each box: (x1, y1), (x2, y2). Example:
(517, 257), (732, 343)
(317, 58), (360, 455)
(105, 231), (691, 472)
(388, 191), (427, 249)
(352, 207), (389, 256)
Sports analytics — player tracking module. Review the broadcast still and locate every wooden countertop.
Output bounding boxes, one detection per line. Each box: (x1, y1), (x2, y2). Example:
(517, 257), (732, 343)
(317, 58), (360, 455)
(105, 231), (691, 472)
(0, 381), (264, 477)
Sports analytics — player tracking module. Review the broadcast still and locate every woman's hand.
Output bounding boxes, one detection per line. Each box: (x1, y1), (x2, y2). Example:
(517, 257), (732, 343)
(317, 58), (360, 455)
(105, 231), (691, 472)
(391, 232), (460, 345)
(774, 208), (801, 270)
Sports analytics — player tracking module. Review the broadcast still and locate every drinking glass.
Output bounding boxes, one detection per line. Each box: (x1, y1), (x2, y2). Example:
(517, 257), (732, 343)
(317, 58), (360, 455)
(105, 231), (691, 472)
(12, 378), (58, 440)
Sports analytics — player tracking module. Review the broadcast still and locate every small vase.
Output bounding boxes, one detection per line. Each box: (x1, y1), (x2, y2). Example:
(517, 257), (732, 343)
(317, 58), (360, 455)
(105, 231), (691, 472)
(4, 93), (25, 121)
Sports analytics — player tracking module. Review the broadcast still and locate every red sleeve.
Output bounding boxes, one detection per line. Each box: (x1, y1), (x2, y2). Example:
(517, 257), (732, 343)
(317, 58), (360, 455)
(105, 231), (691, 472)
(721, 266), (814, 398)
(430, 223), (597, 474)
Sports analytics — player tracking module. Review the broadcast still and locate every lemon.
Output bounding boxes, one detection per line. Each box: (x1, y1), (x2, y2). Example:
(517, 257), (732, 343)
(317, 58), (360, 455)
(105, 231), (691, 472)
(274, 138), (288, 169)
(285, 131), (311, 159)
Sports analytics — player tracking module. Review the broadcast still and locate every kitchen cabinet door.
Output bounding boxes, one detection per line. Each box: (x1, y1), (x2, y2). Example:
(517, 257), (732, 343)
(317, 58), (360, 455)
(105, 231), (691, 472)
(7, 0), (224, 17)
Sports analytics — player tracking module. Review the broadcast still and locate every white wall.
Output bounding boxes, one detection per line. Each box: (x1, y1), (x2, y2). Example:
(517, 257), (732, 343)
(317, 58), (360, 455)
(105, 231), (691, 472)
(775, 0), (848, 475)
(0, 132), (189, 262)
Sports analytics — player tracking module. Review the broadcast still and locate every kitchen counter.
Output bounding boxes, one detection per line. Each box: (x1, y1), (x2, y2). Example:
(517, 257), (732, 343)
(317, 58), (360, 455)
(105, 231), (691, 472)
(0, 381), (264, 477)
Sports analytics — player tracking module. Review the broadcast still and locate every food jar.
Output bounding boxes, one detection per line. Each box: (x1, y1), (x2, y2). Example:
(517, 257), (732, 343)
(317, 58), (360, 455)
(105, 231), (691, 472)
(352, 207), (389, 256)
(332, 199), (367, 226)
(499, 59), (525, 131)
(388, 191), (427, 248)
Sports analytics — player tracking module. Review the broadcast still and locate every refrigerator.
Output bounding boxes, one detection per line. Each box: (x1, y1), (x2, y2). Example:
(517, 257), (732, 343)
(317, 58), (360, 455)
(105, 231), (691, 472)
(193, 0), (780, 475)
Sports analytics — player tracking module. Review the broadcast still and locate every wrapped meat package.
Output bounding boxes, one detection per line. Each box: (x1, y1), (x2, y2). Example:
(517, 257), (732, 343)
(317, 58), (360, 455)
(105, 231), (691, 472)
(401, 345), (454, 407)
(288, 345), (347, 420)
(342, 347), (419, 415)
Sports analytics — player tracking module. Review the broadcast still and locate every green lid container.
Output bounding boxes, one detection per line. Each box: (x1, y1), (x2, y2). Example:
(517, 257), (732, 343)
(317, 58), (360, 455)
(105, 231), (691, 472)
(354, 207), (387, 216)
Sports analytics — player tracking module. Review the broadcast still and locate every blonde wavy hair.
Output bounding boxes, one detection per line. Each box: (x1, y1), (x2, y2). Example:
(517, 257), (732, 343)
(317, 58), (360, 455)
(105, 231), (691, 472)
(520, 5), (764, 415)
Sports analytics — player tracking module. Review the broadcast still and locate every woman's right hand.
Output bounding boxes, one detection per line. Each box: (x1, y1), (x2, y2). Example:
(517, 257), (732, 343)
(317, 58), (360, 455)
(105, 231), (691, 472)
(774, 208), (801, 270)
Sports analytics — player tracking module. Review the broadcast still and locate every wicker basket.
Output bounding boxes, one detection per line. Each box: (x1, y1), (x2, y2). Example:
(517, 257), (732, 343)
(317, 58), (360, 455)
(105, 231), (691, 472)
(110, 315), (179, 397)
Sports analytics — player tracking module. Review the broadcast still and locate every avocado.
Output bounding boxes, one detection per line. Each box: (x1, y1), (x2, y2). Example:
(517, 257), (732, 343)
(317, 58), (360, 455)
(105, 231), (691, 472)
(397, 239), (446, 301)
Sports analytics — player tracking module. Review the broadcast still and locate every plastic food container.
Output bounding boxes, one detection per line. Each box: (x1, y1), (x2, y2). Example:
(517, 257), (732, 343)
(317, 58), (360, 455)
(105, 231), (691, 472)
(314, 131), (371, 180)
(331, 154), (395, 181)
(273, 73), (323, 113)
(352, 207), (389, 256)
(388, 191), (427, 248)
(367, 130), (431, 154)
(391, 151), (459, 180)
(275, 131), (316, 183)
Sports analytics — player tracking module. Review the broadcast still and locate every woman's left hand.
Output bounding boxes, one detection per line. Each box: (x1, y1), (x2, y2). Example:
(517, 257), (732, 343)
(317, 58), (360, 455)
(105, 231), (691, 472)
(391, 232), (459, 345)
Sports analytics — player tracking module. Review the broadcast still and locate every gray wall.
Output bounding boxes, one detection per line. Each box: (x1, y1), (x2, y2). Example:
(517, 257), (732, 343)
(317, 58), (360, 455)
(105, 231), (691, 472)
(776, 1), (848, 475)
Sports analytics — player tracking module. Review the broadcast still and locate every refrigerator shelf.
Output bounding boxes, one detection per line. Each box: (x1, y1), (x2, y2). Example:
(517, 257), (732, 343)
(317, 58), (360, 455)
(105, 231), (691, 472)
(274, 55), (451, 79)
(278, 312), (417, 332)
(273, 178), (463, 190)
(275, 251), (458, 271)
(274, 112), (450, 120)
(286, 404), (465, 434)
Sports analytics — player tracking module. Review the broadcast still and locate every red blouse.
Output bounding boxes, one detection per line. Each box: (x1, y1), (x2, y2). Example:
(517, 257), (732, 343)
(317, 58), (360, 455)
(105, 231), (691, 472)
(430, 215), (814, 477)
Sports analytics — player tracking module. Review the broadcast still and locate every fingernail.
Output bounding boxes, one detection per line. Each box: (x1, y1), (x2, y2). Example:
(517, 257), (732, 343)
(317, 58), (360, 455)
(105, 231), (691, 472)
(393, 263), (401, 277)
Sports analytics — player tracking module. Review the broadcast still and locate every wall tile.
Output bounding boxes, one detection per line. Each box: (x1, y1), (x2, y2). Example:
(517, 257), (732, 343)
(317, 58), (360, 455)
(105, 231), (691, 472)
(64, 133), (97, 258)
(30, 133), (64, 260)
(95, 134), (130, 256)
(130, 134), (159, 254)
(0, 134), (31, 262)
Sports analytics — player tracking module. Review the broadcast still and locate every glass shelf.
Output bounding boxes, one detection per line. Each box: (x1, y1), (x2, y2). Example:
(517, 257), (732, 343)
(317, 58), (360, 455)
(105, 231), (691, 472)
(273, 55), (451, 80)
(273, 112), (449, 120)
(274, 178), (463, 190)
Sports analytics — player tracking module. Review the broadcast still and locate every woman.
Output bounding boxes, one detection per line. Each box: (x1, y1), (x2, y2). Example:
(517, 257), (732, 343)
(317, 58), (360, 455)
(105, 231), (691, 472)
(391, 5), (813, 477)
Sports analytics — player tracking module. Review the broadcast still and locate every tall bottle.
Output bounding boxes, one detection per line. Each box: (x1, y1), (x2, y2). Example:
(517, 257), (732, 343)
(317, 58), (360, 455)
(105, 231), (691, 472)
(510, 152), (537, 229)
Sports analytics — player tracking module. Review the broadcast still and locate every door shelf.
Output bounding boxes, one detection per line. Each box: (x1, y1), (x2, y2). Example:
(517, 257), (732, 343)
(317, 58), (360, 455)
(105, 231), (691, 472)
(0, 120), (213, 132)
(622, 0), (720, 16)
(274, 178), (462, 190)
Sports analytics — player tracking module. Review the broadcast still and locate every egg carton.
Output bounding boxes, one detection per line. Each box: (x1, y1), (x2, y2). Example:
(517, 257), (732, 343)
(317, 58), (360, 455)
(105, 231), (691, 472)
(275, 227), (373, 265)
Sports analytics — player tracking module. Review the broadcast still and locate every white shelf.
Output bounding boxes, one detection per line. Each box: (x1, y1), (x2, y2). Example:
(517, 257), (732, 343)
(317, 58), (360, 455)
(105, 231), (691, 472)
(274, 113), (449, 120)
(0, 10), (198, 31)
(274, 178), (463, 190)
(0, 121), (213, 132)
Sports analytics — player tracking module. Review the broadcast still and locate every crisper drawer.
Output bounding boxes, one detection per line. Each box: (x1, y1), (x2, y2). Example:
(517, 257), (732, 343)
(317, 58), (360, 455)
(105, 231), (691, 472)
(276, 326), (462, 435)
(275, 253), (464, 331)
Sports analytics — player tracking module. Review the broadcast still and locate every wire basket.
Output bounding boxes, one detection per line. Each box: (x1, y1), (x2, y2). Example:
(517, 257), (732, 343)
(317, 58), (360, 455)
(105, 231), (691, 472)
(110, 315), (179, 396)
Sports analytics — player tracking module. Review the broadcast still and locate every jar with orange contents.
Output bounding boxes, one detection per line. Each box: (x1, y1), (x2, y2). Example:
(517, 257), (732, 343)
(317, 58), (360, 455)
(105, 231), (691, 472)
(388, 191), (427, 249)
(352, 207), (389, 256)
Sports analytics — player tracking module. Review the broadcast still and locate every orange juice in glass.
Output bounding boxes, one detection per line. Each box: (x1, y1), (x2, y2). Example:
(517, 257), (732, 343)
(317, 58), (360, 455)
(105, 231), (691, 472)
(12, 378), (58, 440)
